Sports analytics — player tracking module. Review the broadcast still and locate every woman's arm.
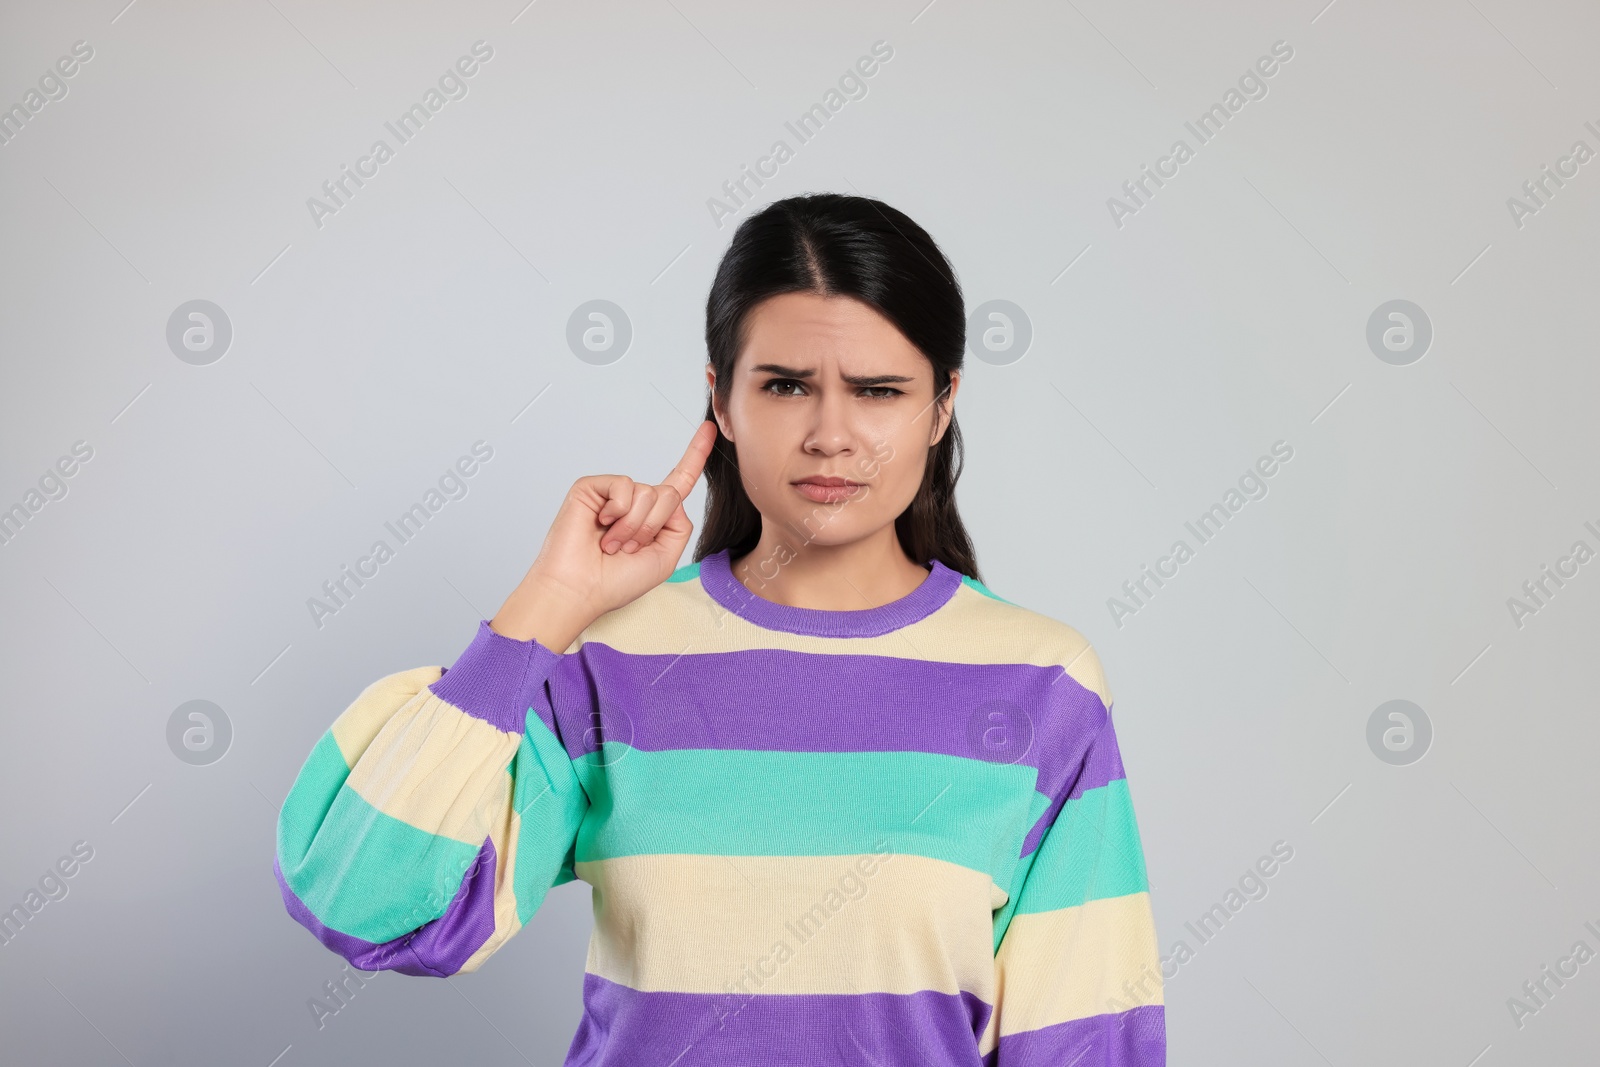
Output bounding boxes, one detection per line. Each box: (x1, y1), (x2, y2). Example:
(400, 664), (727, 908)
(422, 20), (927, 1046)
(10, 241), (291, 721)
(273, 618), (592, 976)
(272, 422), (715, 974)
(985, 646), (1166, 1064)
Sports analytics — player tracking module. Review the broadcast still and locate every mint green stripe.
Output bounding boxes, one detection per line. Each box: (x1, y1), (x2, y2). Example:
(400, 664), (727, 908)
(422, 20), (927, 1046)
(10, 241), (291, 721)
(666, 561), (701, 582)
(277, 730), (350, 871)
(511, 718), (590, 924)
(281, 784), (480, 943)
(1013, 778), (1148, 917)
(960, 573), (1014, 604)
(572, 746), (1038, 880)
(990, 787), (1052, 951)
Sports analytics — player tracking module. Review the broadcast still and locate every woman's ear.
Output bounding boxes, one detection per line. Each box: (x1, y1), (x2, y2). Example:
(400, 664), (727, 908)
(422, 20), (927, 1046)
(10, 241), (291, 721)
(930, 369), (959, 446)
(707, 362), (733, 441)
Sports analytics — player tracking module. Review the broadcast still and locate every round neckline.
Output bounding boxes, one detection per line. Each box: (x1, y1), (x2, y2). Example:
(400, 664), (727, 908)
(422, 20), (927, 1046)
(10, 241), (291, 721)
(698, 547), (963, 638)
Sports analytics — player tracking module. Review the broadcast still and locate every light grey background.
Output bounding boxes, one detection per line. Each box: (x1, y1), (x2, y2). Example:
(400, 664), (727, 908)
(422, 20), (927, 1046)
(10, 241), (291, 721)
(2, 0), (1596, 1064)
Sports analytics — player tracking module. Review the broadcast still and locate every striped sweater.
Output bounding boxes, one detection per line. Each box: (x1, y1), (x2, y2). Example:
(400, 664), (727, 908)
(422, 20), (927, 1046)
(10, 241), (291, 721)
(274, 547), (1166, 1065)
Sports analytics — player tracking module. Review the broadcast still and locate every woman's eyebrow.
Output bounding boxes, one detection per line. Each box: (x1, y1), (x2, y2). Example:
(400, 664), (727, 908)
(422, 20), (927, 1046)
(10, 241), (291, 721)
(749, 362), (917, 386)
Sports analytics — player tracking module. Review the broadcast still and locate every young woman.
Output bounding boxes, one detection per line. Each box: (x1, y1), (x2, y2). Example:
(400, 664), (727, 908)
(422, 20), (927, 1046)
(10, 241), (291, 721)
(274, 193), (1165, 1065)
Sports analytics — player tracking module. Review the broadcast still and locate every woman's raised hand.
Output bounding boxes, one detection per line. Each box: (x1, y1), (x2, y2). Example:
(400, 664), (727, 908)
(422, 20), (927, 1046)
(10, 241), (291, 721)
(491, 420), (718, 650)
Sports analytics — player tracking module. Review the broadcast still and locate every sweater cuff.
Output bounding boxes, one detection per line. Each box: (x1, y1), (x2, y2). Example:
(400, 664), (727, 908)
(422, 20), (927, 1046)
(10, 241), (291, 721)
(427, 619), (562, 734)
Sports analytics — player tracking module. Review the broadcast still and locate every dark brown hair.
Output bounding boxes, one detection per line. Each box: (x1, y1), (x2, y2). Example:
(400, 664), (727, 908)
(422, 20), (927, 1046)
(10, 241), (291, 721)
(694, 192), (981, 582)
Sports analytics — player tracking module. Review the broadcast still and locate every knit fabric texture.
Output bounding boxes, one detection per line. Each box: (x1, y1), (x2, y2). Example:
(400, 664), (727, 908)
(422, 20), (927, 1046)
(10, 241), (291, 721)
(275, 547), (1166, 1065)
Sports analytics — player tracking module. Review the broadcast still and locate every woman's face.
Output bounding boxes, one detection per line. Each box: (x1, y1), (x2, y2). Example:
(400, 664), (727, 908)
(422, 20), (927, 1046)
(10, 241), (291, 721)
(708, 291), (959, 550)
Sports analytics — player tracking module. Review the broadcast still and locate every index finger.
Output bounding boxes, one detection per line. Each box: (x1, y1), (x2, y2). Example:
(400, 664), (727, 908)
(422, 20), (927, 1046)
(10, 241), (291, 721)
(660, 420), (717, 500)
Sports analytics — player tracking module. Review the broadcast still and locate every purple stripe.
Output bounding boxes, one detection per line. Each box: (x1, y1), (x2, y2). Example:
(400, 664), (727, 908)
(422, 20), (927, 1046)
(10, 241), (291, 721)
(273, 836), (500, 978)
(430, 619), (562, 734)
(699, 547), (964, 638)
(1071, 712), (1127, 799)
(549, 643), (1112, 781)
(564, 972), (994, 1066)
(1021, 714), (1130, 859)
(982, 1004), (1165, 1067)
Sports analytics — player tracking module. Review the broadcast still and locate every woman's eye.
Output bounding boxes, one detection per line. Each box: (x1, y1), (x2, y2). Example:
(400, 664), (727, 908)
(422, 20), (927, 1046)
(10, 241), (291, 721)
(762, 380), (901, 399)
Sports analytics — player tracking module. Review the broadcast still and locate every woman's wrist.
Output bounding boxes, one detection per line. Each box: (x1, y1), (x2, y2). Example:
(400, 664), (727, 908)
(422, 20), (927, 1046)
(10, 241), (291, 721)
(490, 574), (596, 652)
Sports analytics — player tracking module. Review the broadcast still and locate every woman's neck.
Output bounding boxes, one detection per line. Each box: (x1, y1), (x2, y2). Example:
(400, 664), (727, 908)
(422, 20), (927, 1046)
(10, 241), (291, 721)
(728, 534), (930, 612)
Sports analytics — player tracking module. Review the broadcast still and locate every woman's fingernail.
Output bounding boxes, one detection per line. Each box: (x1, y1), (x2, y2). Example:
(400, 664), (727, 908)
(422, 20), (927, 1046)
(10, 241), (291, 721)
(623, 540), (639, 553)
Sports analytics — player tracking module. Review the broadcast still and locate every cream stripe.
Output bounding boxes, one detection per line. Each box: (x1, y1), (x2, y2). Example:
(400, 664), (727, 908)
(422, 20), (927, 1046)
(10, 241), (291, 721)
(582, 579), (1112, 707)
(574, 852), (999, 1000)
(329, 665), (445, 767)
(978, 890), (1161, 1052)
(344, 695), (520, 846)
(457, 771), (523, 973)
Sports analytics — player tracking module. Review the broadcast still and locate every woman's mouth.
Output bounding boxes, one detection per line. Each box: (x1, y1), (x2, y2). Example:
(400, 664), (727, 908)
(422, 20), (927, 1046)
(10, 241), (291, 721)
(792, 478), (864, 503)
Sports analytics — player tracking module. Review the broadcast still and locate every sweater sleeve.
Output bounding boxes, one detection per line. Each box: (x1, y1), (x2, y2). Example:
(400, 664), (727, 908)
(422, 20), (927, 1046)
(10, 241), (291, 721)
(986, 648), (1166, 1065)
(273, 619), (592, 977)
